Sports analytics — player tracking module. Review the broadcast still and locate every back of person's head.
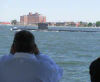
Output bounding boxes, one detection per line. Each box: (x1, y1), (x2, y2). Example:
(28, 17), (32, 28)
(11, 30), (39, 55)
(90, 58), (100, 82)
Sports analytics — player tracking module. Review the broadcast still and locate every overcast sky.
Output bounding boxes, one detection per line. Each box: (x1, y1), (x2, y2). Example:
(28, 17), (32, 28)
(0, 0), (100, 22)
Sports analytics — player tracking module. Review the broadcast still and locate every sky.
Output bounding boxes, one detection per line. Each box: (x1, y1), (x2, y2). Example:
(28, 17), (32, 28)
(0, 0), (100, 22)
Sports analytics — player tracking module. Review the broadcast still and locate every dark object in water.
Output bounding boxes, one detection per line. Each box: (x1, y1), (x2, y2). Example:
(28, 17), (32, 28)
(38, 23), (48, 30)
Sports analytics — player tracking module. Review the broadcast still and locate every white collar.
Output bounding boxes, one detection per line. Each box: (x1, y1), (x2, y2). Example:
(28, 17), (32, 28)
(14, 52), (36, 59)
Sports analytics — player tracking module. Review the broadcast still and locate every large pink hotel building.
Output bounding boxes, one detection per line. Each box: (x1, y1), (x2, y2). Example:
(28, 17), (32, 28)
(20, 12), (46, 25)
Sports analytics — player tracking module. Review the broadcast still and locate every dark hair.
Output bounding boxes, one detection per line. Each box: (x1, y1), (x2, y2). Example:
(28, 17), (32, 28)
(89, 58), (100, 82)
(11, 30), (39, 55)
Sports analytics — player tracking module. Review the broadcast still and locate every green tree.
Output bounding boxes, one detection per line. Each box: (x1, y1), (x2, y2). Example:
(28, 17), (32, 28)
(96, 21), (100, 27)
(80, 21), (82, 25)
(88, 22), (92, 27)
(11, 20), (17, 25)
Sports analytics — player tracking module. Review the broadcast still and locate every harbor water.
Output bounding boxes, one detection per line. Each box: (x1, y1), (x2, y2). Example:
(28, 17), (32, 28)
(0, 26), (100, 82)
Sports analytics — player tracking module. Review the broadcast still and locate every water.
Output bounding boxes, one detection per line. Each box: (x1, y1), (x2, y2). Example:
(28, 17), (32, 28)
(0, 26), (100, 82)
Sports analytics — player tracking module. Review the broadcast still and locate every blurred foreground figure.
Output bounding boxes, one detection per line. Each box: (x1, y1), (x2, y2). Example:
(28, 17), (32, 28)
(90, 58), (100, 82)
(0, 30), (63, 82)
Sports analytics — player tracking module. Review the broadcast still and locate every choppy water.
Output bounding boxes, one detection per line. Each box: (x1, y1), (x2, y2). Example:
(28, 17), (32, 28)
(0, 25), (100, 82)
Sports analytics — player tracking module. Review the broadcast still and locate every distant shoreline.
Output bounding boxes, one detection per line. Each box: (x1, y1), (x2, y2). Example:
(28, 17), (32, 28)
(0, 24), (100, 28)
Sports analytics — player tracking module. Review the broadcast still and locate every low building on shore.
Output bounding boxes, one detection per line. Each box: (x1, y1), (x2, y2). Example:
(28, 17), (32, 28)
(0, 22), (11, 25)
(76, 22), (88, 27)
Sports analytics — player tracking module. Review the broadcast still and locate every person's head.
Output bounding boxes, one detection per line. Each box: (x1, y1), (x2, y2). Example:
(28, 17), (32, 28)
(89, 58), (100, 82)
(10, 30), (39, 55)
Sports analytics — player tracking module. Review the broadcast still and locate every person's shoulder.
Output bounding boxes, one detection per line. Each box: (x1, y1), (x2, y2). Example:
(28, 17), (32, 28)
(36, 53), (55, 64)
(36, 53), (63, 80)
(0, 54), (13, 62)
(36, 53), (51, 59)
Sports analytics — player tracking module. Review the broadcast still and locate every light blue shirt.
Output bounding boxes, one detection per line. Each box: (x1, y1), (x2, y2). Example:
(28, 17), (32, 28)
(0, 53), (63, 82)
